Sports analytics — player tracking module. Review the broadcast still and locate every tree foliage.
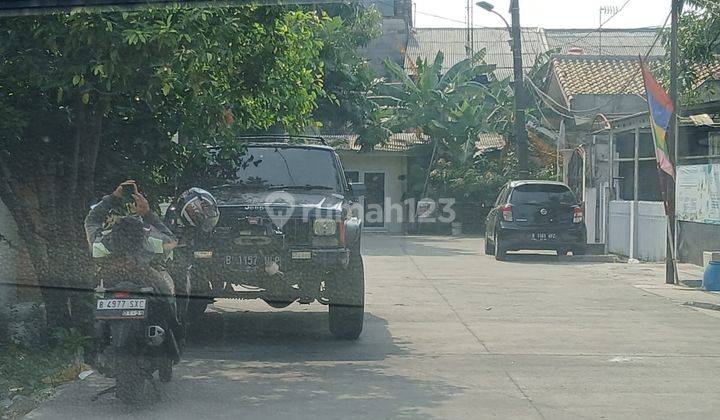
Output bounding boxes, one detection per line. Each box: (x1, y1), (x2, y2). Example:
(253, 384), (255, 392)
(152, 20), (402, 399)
(310, 4), (382, 133)
(0, 5), (329, 327)
(664, 0), (720, 101)
(370, 50), (513, 161)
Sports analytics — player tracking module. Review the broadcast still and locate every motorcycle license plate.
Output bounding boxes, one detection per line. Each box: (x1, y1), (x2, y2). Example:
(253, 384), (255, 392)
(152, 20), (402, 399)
(95, 298), (147, 319)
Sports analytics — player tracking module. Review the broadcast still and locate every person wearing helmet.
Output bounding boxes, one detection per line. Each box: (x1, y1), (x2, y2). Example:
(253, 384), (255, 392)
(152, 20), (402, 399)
(176, 187), (220, 234)
(84, 180), (180, 326)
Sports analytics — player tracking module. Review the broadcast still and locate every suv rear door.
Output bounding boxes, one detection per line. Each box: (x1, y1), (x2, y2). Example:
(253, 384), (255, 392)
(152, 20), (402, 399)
(508, 184), (578, 227)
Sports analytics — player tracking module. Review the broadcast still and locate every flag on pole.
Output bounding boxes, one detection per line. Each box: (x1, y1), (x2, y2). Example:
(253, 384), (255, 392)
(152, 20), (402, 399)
(640, 58), (675, 179)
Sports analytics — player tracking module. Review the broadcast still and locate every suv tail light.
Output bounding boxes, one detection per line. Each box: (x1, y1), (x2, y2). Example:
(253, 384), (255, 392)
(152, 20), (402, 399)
(573, 206), (583, 224)
(501, 204), (514, 222)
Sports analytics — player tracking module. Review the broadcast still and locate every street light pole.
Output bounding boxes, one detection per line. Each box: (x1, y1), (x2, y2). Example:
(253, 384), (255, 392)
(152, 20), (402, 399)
(477, 1), (529, 178)
(509, 0), (529, 177)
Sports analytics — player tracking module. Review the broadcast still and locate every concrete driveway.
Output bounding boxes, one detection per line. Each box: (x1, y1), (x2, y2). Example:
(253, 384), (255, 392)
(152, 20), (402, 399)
(26, 235), (720, 419)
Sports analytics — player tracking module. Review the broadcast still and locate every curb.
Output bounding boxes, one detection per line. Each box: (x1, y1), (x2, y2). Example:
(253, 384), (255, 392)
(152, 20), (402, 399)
(557, 255), (622, 263)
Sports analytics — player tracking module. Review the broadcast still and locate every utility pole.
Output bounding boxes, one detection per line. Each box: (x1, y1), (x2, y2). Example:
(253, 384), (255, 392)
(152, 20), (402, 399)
(667, 0), (681, 284)
(510, 0), (529, 177)
(466, 0), (475, 58)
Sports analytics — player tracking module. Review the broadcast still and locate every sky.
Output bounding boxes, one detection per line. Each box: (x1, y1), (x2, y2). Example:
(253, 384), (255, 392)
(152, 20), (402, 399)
(413, 0), (674, 29)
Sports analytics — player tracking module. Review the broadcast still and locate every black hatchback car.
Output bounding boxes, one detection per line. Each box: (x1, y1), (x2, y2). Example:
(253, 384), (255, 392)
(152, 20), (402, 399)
(485, 180), (587, 260)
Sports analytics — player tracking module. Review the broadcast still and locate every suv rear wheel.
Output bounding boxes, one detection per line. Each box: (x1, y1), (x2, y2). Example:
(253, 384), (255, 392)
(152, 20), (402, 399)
(329, 252), (365, 340)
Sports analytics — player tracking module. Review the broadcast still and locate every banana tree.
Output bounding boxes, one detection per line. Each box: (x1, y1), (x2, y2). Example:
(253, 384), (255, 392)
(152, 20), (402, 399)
(363, 50), (514, 211)
(370, 50), (511, 162)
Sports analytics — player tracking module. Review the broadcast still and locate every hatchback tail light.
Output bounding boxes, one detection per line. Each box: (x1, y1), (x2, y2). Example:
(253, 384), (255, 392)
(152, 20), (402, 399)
(573, 206), (583, 224)
(501, 204), (514, 222)
(113, 291), (130, 298)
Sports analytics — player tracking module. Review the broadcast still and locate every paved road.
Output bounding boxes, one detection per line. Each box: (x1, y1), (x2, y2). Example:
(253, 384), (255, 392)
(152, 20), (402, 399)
(27, 235), (720, 419)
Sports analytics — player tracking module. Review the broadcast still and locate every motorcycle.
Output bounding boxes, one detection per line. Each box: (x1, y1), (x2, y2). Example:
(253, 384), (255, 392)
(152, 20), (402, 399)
(93, 276), (181, 404)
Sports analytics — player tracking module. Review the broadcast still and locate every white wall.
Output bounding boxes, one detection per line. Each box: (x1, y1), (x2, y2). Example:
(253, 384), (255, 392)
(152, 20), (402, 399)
(337, 152), (407, 234)
(608, 200), (666, 261)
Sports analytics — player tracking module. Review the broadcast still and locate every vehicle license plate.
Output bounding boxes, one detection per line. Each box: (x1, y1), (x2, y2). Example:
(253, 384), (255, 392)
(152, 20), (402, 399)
(97, 298), (146, 310)
(95, 299), (147, 319)
(532, 232), (557, 241)
(224, 255), (280, 268)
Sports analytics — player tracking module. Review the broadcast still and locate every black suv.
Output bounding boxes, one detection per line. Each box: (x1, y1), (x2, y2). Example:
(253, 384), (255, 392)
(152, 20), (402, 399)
(485, 180), (586, 260)
(169, 137), (366, 339)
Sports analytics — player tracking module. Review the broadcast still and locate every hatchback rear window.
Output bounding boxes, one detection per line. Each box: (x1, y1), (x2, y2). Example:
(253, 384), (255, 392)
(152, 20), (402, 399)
(510, 184), (577, 205)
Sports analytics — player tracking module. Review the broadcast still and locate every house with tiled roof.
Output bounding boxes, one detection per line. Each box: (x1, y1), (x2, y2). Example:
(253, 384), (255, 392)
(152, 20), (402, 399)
(327, 21), (688, 236)
(537, 54), (671, 254)
(543, 28), (666, 56)
(405, 27), (547, 80)
(536, 51), (720, 261)
(326, 132), (506, 233)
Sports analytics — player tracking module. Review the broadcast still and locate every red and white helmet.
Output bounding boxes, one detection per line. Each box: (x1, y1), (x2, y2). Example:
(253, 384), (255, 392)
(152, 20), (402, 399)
(178, 188), (219, 233)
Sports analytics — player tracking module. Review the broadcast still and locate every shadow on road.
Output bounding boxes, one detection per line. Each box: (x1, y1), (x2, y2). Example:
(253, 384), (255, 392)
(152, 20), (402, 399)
(156, 309), (463, 418)
(185, 309), (403, 362)
(28, 308), (461, 419)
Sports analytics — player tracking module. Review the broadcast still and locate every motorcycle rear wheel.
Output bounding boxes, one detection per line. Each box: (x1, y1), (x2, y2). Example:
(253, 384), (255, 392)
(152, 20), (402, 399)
(159, 357), (173, 383)
(116, 357), (151, 404)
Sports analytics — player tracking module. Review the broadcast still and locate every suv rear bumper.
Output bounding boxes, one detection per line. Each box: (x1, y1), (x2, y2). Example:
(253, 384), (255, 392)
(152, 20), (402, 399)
(498, 224), (586, 250)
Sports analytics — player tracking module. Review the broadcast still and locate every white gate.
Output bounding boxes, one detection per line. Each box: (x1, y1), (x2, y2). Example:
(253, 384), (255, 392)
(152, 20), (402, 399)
(608, 200), (666, 261)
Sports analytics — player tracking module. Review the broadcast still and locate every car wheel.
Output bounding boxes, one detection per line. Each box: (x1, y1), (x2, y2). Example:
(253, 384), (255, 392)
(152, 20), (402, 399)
(484, 237), (496, 255)
(329, 252), (365, 340)
(556, 249), (570, 256)
(494, 236), (508, 261)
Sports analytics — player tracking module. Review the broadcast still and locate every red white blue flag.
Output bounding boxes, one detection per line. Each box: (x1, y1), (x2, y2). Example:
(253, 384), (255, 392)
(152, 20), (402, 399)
(640, 59), (675, 179)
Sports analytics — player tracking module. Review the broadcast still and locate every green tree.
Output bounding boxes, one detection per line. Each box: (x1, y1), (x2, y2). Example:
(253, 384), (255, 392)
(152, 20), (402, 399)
(663, 1), (720, 101)
(310, 4), (382, 133)
(0, 6), (327, 328)
(367, 50), (514, 210)
(375, 50), (512, 161)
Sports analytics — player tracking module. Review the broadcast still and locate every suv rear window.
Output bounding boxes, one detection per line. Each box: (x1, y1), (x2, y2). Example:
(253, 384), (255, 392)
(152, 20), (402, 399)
(510, 184), (577, 205)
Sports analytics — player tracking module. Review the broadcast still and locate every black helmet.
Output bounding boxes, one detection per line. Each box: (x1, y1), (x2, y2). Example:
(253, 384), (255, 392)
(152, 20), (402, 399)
(178, 188), (219, 233)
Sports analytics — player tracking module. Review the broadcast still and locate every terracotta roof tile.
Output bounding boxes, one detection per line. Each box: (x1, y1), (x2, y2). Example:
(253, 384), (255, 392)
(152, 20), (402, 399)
(552, 55), (720, 98)
(552, 56), (655, 97)
(326, 133), (429, 152)
(475, 133), (506, 155)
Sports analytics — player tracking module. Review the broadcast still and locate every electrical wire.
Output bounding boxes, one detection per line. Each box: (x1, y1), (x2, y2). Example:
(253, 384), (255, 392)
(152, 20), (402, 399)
(372, 0), (490, 27)
(552, 0), (634, 51)
(525, 9), (672, 119)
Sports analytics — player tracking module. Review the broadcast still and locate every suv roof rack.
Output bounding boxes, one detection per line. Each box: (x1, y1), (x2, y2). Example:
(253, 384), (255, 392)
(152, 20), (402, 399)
(238, 134), (327, 146)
